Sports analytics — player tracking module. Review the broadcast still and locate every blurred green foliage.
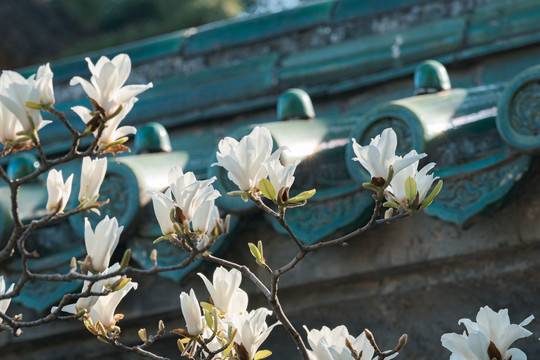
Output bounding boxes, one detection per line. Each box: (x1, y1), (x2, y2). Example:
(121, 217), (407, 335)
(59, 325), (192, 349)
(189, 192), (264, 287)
(55, 0), (243, 57)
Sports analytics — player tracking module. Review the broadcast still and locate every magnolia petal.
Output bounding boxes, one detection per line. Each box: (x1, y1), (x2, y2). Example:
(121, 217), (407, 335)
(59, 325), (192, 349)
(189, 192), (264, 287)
(116, 83), (153, 105)
(392, 150), (427, 176)
(497, 324), (532, 355)
(71, 106), (93, 124)
(70, 76), (99, 101)
(112, 125), (137, 139)
(112, 54), (131, 87)
(378, 128), (398, 166)
(506, 348), (527, 360)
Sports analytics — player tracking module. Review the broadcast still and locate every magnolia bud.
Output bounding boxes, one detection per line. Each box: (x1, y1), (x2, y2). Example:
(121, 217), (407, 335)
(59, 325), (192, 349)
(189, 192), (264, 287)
(138, 328), (147, 342)
(150, 249), (158, 264)
(397, 333), (408, 350)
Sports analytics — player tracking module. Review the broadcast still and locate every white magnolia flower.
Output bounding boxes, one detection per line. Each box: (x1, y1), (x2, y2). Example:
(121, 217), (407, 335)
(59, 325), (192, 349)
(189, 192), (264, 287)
(84, 216), (123, 272)
(305, 325), (351, 360)
(36, 63), (55, 105)
(213, 126), (286, 191)
(70, 54), (153, 115)
(348, 332), (398, 360)
(441, 306), (534, 360)
(168, 167), (220, 222)
(388, 152), (438, 205)
(0, 100), (23, 145)
(0, 276), (14, 323)
(304, 326), (396, 360)
(79, 156), (108, 204)
(168, 166), (197, 197)
(0, 70), (52, 133)
(53, 263), (122, 315)
(198, 267), (248, 315)
(351, 128), (426, 183)
(191, 199), (220, 234)
(72, 97), (138, 148)
(180, 289), (204, 336)
(230, 308), (280, 360)
(147, 189), (176, 236)
(178, 181), (219, 223)
(46, 169), (74, 213)
(264, 159), (300, 201)
(88, 280), (137, 328)
(77, 263), (122, 313)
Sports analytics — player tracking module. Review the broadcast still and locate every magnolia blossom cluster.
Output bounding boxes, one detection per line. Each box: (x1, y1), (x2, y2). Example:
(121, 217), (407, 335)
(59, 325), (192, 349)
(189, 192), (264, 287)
(351, 128), (442, 213)
(71, 54), (153, 150)
(213, 126), (286, 193)
(1, 54), (148, 336)
(54, 216), (137, 331)
(2, 48), (531, 360)
(304, 325), (398, 360)
(213, 126), (313, 206)
(441, 306), (534, 360)
(0, 53), (150, 154)
(178, 266), (280, 360)
(44, 149), (135, 328)
(46, 156), (107, 213)
(148, 167), (222, 248)
(0, 63), (54, 147)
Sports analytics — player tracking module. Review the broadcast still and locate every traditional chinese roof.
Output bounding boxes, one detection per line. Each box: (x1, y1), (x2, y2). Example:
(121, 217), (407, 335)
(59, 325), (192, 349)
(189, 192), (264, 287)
(3, 0), (540, 358)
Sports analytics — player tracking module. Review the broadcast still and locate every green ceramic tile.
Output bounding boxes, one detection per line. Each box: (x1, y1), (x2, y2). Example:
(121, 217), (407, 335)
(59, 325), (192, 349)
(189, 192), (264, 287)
(19, 30), (187, 82)
(127, 54), (278, 122)
(467, 0), (540, 45)
(332, 0), (430, 22)
(280, 17), (464, 84)
(184, 1), (334, 55)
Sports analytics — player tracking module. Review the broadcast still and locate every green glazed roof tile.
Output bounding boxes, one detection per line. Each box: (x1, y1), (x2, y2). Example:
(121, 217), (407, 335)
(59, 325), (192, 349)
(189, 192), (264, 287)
(184, 1), (334, 55)
(18, 30), (187, 82)
(119, 54), (278, 122)
(424, 152), (531, 225)
(467, 0), (540, 45)
(279, 17), (465, 85)
(332, 0), (430, 22)
(496, 64), (540, 152)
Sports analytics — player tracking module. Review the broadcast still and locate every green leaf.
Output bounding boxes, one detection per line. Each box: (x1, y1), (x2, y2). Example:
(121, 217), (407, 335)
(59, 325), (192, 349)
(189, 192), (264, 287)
(362, 182), (379, 192)
(105, 104), (123, 120)
(419, 179), (443, 211)
(404, 177), (417, 206)
(254, 350), (272, 360)
(25, 101), (43, 110)
(103, 136), (128, 150)
(287, 189), (316, 203)
(120, 248), (131, 269)
(200, 302), (216, 313)
(383, 201), (400, 209)
(222, 328), (237, 357)
(257, 240), (263, 258)
(383, 165), (394, 188)
(259, 178), (276, 201)
(248, 243), (262, 263)
(204, 309), (214, 330)
(153, 235), (169, 244)
(113, 277), (132, 291)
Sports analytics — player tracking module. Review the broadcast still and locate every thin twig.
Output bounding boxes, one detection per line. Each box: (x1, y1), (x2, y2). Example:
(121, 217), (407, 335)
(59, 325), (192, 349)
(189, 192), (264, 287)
(204, 254), (270, 298)
(108, 339), (170, 360)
